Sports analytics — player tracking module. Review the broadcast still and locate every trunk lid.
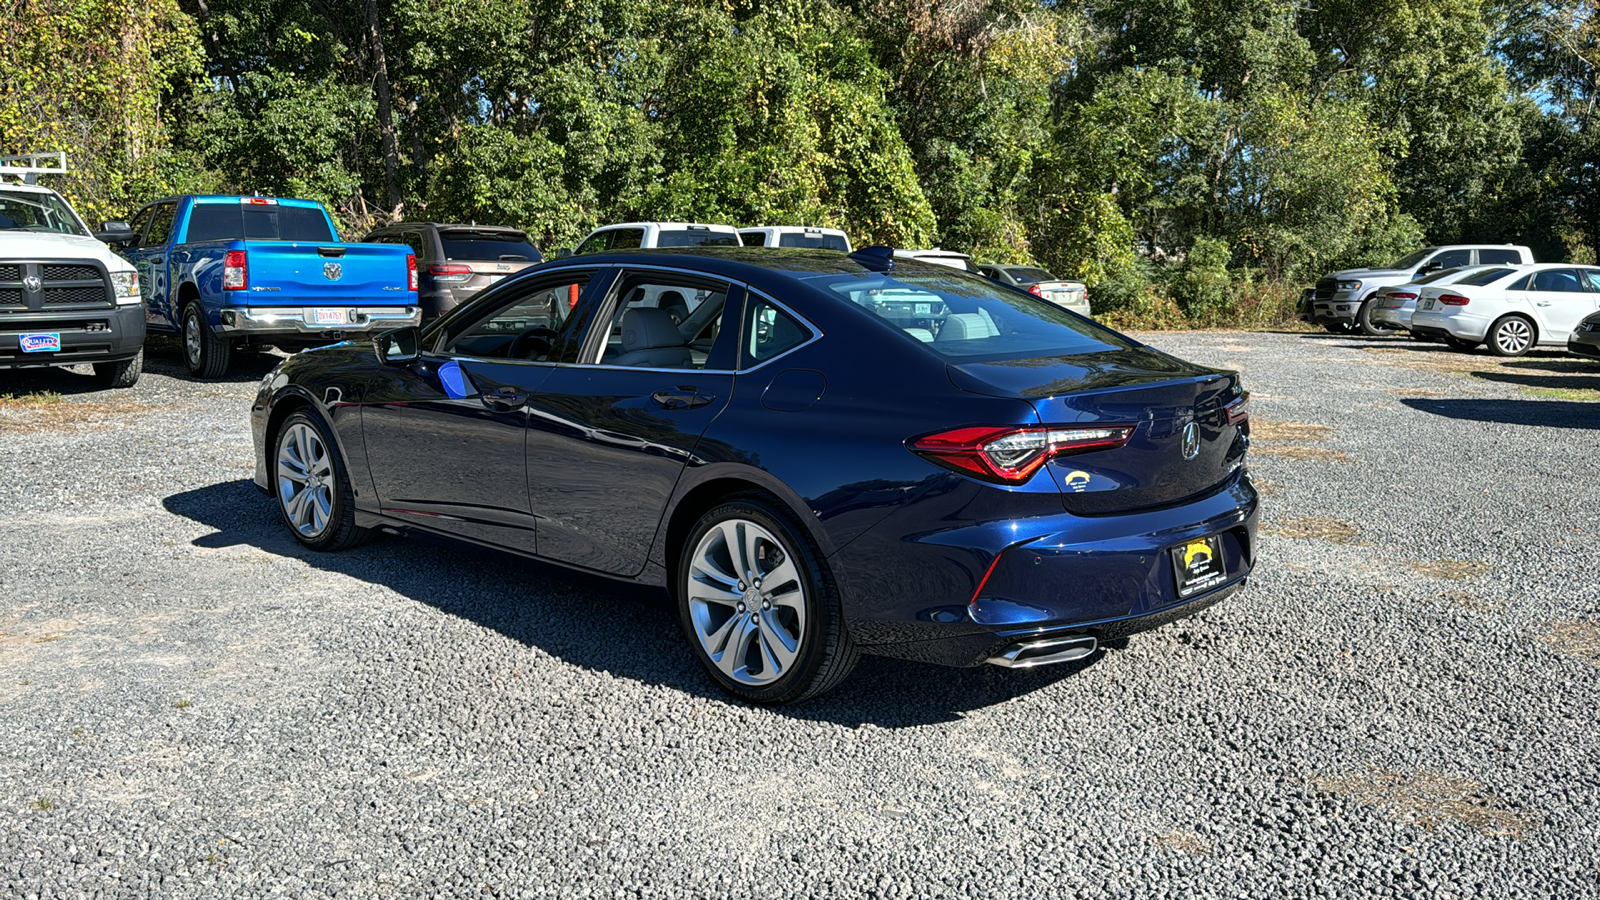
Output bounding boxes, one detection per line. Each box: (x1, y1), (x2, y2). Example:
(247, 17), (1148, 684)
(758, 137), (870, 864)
(237, 240), (414, 306)
(949, 347), (1247, 514)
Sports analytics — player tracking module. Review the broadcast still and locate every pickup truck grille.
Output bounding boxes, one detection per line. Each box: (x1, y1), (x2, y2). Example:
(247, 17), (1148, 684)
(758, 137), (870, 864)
(1315, 277), (1336, 302)
(0, 259), (113, 312)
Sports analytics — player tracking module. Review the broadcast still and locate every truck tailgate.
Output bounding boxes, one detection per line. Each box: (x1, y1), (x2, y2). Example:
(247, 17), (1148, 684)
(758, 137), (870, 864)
(239, 241), (413, 306)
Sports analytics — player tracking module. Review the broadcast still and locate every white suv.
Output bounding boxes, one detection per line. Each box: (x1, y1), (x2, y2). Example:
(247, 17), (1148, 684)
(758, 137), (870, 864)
(1410, 263), (1600, 356)
(893, 248), (979, 272)
(573, 222), (741, 254)
(739, 226), (852, 252)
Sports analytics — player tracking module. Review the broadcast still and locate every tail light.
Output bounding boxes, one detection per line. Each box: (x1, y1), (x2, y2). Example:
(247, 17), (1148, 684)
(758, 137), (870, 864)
(1225, 391), (1250, 426)
(428, 263), (472, 283)
(1028, 284), (1044, 297)
(911, 424), (1134, 484)
(407, 253), (418, 291)
(1439, 294), (1470, 306)
(223, 250), (247, 291)
(1389, 292), (1417, 301)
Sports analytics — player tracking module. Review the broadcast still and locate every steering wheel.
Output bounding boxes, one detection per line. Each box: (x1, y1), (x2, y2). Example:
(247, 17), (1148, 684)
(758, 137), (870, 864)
(508, 326), (557, 359)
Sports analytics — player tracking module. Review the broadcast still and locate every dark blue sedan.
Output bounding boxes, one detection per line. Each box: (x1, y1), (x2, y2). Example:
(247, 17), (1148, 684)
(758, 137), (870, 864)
(250, 247), (1257, 703)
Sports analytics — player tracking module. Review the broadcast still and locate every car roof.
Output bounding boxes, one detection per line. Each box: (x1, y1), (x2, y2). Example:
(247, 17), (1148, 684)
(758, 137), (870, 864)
(594, 221), (740, 232)
(371, 222), (528, 233)
(0, 182), (61, 196)
(545, 246), (975, 281)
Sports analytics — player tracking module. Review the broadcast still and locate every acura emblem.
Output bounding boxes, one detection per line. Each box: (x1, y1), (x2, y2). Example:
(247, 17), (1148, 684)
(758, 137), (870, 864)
(323, 262), (343, 281)
(22, 275), (41, 292)
(1181, 422), (1200, 460)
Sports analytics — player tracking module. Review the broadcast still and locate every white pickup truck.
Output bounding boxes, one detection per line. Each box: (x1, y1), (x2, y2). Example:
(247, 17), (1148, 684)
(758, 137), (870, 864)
(0, 153), (145, 387)
(1306, 244), (1534, 336)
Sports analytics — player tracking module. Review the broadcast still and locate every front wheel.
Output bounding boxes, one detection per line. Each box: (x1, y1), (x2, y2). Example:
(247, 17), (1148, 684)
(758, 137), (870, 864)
(677, 497), (858, 704)
(92, 348), (142, 388)
(183, 301), (233, 379)
(1486, 315), (1536, 357)
(272, 410), (371, 551)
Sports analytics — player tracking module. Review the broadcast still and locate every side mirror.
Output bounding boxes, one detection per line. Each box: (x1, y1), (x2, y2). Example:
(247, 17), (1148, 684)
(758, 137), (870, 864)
(555, 247), (573, 259)
(95, 221), (135, 246)
(1418, 262), (1441, 274)
(374, 326), (419, 365)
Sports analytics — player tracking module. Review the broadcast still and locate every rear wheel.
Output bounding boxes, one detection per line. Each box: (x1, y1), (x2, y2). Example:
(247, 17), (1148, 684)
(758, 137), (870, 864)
(92, 348), (142, 388)
(1486, 315), (1536, 357)
(1444, 336), (1480, 352)
(272, 410), (371, 551)
(677, 496), (858, 704)
(1357, 299), (1397, 336)
(183, 301), (232, 379)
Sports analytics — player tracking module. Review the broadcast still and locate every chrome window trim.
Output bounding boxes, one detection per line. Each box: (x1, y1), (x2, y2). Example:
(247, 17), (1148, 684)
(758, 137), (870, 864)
(436, 262), (824, 376)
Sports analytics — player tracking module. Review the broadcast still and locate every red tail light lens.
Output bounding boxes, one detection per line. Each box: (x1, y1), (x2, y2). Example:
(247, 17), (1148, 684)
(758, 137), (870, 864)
(223, 250), (247, 291)
(407, 253), (419, 291)
(1438, 293), (1470, 306)
(911, 424), (1134, 484)
(1028, 284), (1043, 297)
(1225, 391), (1250, 426)
(1389, 292), (1417, 301)
(428, 263), (472, 283)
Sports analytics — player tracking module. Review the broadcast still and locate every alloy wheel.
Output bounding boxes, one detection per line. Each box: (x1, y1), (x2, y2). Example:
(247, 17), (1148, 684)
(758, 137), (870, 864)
(184, 310), (202, 367)
(276, 422), (335, 538)
(1493, 318), (1533, 355)
(685, 518), (807, 687)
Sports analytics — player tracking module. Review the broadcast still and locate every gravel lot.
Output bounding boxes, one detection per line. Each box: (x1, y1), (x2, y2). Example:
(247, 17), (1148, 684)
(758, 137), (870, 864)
(2, 332), (1598, 898)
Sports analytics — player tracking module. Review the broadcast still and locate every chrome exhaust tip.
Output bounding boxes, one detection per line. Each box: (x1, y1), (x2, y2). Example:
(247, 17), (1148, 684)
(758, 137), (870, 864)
(986, 634), (1098, 669)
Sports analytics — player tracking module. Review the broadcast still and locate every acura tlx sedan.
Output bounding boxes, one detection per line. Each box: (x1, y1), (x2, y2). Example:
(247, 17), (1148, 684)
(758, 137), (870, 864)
(250, 247), (1258, 703)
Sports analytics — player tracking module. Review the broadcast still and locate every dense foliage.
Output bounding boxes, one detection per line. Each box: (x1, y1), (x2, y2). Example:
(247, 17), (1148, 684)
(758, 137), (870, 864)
(4, 0), (1598, 323)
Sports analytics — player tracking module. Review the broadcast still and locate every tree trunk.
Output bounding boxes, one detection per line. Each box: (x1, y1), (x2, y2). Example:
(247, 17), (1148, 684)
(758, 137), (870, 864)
(364, 0), (402, 217)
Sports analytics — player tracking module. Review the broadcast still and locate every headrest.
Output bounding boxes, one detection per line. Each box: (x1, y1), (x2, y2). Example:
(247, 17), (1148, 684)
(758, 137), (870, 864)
(620, 306), (684, 352)
(940, 312), (999, 342)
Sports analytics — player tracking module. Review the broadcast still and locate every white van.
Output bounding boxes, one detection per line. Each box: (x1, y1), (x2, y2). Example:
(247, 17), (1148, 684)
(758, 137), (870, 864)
(893, 248), (979, 273)
(573, 222), (741, 254)
(738, 226), (852, 252)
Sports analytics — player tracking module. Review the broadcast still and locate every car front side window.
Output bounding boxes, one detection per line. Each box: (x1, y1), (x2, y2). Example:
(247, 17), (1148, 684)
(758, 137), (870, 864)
(443, 272), (594, 362)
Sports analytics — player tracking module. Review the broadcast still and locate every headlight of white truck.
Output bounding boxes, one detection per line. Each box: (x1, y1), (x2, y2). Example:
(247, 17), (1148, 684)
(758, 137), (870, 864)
(1336, 280), (1362, 293)
(110, 270), (140, 305)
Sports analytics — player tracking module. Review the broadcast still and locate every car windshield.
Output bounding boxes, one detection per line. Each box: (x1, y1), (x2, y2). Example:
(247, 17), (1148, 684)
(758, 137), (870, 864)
(186, 203), (335, 242)
(1457, 267), (1519, 287)
(657, 229), (739, 248)
(777, 232), (850, 251)
(1389, 248), (1436, 269)
(0, 188), (88, 236)
(439, 230), (541, 261)
(814, 268), (1128, 361)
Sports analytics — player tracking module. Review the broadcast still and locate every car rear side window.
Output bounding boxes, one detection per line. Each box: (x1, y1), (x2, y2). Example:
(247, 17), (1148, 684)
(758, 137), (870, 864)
(656, 229), (738, 248)
(743, 296), (813, 365)
(816, 269), (1127, 361)
(739, 231), (771, 246)
(1478, 248), (1522, 265)
(441, 231), (541, 261)
(185, 204), (336, 243)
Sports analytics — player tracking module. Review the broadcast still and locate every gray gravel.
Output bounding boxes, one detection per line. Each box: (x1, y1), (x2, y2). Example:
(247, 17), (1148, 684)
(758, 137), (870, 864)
(2, 332), (1598, 898)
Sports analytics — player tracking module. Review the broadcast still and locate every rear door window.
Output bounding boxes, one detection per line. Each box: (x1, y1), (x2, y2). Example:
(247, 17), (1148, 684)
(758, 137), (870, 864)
(815, 269), (1128, 361)
(1532, 269), (1585, 293)
(1477, 248), (1522, 265)
(143, 203), (179, 246)
(739, 231), (771, 247)
(590, 273), (736, 369)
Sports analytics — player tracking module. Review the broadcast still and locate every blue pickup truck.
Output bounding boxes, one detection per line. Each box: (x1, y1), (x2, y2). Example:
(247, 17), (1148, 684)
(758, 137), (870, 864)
(115, 195), (420, 377)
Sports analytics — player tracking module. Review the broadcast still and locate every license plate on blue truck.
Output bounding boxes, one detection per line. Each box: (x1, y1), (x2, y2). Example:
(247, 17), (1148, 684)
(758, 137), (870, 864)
(20, 333), (61, 353)
(313, 308), (349, 325)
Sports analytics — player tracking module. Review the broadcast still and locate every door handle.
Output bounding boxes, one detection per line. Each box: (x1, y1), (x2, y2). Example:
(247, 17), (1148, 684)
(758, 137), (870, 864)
(651, 387), (715, 410)
(482, 386), (529, 410)
(1536, 301), (1551, 307)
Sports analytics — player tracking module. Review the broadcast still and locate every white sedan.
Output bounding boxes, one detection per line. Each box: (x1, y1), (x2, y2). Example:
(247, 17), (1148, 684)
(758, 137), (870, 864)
(1410, 263), (1600, 356)
(1370, 265), (1505, 334)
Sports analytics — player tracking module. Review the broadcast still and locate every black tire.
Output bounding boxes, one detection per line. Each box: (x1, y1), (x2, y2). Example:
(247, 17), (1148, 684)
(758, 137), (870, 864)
(92, 348), (142, 388)
(1486, 315), (1537, 357)
(182, 301), (232, 379)
(676, 495), (858, 704)
(1443, 336), (1480, 352)
(1356, 298), (1397, 336)
(270, 409), (372, 551)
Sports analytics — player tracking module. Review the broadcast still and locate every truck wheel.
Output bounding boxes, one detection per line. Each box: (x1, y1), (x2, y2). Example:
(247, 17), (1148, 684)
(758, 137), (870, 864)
(92, 348), (142, 389)
(272, 409), (371, 551)
(1486, 315), (1536, 357)
(183, 301), (232, 379)
(1357, 299), (1397, 336)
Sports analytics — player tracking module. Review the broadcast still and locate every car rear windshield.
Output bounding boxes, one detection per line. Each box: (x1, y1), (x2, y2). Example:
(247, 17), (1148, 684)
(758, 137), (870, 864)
(1457, 267), (1518, 286)
(440, 230), (542, 261)
(656, 229), (739, 248)
(186, 203), (335, 242)
(815, 269), (1128, 361)
(1007, 267), (1057, 283)
(777, 232), (850, 251)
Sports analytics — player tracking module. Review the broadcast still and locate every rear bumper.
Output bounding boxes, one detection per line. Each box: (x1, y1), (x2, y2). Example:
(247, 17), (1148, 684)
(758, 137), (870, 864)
(837, 470), (1259, 667)
(1370, 305), (1412, 328)
(0, 304), (145, 369)
(1411, 311), (1489, 341)
(216, 305), (421, 340)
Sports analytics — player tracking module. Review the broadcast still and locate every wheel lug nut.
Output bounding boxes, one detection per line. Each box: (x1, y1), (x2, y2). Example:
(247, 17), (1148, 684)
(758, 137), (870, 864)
(762, 600), (770, 610)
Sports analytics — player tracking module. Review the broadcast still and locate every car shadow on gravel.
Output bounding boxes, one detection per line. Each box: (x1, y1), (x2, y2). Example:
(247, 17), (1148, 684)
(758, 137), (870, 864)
(1400, 397), (1600, 429)
(1470, 369), (1600, 393)
(143, 335), (284, 384)
(163, 479), (1087, 727)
